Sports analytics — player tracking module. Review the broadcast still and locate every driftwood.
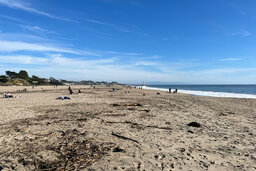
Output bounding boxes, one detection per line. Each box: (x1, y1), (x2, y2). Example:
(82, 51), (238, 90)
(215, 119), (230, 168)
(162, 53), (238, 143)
(106, 121), (171, 131)
(127, 108), (150, 112)
(113, 103), (142, 107)
(111, 132), (139, 144)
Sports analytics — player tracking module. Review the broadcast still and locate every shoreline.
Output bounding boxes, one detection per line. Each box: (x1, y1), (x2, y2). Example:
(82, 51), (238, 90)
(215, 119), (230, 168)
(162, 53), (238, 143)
(142, 85), (256, 99)
(0, 85), (255, 170)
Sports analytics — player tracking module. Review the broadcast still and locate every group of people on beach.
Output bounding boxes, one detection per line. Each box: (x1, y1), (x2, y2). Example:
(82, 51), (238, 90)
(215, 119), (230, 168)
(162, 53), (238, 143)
(68, 86), (81, 94)
(169, 88), (178, 93)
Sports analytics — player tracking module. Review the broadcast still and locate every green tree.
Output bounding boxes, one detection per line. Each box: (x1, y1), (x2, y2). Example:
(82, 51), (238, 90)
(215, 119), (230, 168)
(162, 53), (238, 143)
(18, 70), (29, 80)
(5, 71), (19, 79)
(0, 75), (9, 83)
(31, 75), (46, 85)
(49, 77), (62, 85)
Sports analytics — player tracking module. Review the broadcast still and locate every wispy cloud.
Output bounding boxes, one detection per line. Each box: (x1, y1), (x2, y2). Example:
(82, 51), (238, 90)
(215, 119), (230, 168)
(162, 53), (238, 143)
(0, 54), (115, 66)
(0, 0), (70, 21)
(19, 25), (56, 34)
(84, 18), (130, 32)
(104, 51), (142, 56)
(0, 14), (27, 23)
(100, 0), (143, 7)
(134, 61), (157, 66)
(0, 55), (48, 64)
(231, 29), (251, 37)
(219, 58), (242, 61)
(1, 53), (256, 84)
(0, 40), (80, 54)
(191, 68), (256, 75)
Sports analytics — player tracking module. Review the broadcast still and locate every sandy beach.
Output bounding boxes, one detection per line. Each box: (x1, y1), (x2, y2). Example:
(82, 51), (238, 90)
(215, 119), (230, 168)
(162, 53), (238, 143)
(0, 85), (256, 170)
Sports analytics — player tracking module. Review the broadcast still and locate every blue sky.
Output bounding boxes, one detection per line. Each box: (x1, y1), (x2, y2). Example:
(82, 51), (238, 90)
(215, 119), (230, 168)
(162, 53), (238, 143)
(0, 0), (256, 84)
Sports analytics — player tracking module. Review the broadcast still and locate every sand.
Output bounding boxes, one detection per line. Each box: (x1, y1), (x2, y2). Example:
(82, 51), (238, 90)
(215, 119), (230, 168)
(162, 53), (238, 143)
(0, 85), (255, 170)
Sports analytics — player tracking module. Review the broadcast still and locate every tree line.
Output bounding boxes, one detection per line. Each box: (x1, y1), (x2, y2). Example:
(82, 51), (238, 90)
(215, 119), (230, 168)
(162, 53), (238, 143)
(0, 70), (62, 85)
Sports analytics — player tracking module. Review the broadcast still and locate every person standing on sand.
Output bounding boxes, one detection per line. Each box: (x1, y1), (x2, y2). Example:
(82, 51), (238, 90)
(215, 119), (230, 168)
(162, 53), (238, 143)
(68, 86), (73, 94)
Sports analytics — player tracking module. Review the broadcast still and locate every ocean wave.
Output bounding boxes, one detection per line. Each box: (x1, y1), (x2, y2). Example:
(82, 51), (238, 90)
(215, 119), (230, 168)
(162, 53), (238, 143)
(142, 86), (256, 99)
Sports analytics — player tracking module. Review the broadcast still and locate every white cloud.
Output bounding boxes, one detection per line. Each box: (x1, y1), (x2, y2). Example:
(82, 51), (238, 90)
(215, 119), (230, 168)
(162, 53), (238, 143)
(84, 19), (130, 32)
(0, 40), (81, 54)
(0, 0), (70, 21)
(104, 51), (142, 56)
(0, 54), (115, 67)
(20, 25), (55, 34)
(0, 14), (27, 23)
(0, 55), (47, 64)
(231, 29), (251, 37)
(47, 54), (115, 66)
(1, 53), (256, 84)
(134, 61), (157, 66)
(219, 58), (242, 61)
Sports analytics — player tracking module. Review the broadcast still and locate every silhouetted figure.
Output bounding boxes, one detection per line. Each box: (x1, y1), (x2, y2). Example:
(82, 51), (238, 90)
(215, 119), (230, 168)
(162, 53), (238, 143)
(68, 86), (73, 94)
(169, 88), (171, 93)
(78, 89), (81, 94)
(173, 89), (178, 94)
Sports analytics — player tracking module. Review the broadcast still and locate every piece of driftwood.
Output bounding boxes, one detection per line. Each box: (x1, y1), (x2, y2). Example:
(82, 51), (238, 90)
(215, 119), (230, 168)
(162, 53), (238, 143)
(111, 132), (139, 144)
(113, 103), (142, 107)
(106, 121), (171, 131)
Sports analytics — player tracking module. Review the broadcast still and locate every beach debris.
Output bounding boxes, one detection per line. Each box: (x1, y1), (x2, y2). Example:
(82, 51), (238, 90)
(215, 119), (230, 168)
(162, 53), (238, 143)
(219, 112), (227, 116)
(140, 109), (150, 112)
(56, 96), (70, 100)
(111, 131), (140, 144)
(112, 146), (125, 153)
(157, 92), (161, 95)
(187, 122), (201, 128)
(127, 108), (149, 112)
(106, 121), (171, 131)
(1, 128), (114, 170)
(76, 118), (87, 121)
(143, 94), (145, 96)
(113, 103), (142, 107)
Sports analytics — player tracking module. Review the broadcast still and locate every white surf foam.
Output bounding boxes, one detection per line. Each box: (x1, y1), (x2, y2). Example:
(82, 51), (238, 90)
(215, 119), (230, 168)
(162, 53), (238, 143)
(142, 86), (256, 99)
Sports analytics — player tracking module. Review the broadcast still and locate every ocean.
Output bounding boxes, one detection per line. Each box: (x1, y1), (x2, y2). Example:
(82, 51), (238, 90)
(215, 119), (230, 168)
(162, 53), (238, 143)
(143, 85), (256, 99)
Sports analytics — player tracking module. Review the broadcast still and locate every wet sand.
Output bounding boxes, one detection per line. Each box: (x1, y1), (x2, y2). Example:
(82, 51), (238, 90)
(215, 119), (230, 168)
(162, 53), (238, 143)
(0, 85), (256, 170)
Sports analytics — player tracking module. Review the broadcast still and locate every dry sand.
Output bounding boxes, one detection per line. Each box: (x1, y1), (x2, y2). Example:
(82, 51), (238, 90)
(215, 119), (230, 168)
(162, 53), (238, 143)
(0, 85), (256, 170)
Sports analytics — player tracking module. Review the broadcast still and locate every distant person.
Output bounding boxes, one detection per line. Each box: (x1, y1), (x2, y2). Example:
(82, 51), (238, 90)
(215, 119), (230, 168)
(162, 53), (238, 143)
(169, 88), (171, 93)
(173, 89), (178, 94)
(68, 86), (73, 94)
(78, 89), (81, 94)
